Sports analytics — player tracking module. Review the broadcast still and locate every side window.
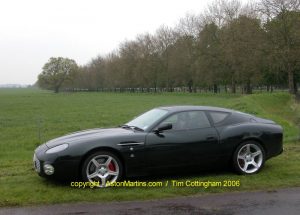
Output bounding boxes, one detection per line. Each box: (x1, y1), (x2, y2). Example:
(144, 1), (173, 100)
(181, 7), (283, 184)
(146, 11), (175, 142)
(163, 114), (178, 125)
(158, 111), (211, 130)
(187, 111), (211, 129)
(209, 111), (229, 124)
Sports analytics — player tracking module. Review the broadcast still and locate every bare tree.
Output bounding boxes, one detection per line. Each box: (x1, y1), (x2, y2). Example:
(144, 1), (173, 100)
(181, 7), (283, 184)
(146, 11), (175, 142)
(153, 25), (178, 91)
(203, 0), (242, 27)
(260, 0), (300, 19)
(260, 0), (300, 94)
(176, 13), (203, 38)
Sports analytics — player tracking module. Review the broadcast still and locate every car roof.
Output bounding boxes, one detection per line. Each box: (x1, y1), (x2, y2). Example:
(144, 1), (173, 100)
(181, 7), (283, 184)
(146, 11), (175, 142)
(158, 105), (234, 113)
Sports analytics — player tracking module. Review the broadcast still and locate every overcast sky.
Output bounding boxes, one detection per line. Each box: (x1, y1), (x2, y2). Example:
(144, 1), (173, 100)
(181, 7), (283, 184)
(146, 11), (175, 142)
(0, 0), (220, 85)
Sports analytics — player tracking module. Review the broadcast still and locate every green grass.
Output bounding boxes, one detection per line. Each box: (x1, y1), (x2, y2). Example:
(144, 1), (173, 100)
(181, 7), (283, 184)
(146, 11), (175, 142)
(0, 88), (299, 207)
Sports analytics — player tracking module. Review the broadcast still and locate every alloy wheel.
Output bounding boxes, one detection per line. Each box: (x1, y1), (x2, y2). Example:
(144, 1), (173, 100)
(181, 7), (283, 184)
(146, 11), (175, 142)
(236, 143), (263, 174)
(85, 154), (120, 187)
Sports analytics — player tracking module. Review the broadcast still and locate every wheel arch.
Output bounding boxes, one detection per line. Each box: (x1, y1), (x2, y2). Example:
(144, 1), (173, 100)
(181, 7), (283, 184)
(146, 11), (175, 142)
(240, 137), (268, 156)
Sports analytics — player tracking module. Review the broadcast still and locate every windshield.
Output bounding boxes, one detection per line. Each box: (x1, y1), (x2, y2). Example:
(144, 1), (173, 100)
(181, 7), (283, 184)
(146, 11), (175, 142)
(126, 108), (169, 130)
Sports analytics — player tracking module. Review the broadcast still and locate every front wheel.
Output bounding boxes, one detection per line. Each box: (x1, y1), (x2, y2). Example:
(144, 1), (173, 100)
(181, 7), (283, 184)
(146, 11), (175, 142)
(81, 151), (123, 187)
(233, 141), (265, 174)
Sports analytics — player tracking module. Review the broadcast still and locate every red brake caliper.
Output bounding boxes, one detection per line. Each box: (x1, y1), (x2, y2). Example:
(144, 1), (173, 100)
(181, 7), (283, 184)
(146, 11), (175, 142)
(108, 161), (116, 172)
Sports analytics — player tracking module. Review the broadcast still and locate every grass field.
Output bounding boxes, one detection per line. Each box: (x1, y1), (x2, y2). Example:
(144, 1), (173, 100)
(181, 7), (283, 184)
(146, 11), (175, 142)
(0, 88), (300, 207)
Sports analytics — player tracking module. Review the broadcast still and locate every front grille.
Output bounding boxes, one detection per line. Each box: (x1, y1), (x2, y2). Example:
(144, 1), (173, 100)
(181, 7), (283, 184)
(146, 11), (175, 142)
(33, 154), (41, 173)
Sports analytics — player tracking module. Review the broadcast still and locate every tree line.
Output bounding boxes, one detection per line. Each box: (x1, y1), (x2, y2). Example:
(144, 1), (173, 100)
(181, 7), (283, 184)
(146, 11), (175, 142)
(38, 0), (300, 94)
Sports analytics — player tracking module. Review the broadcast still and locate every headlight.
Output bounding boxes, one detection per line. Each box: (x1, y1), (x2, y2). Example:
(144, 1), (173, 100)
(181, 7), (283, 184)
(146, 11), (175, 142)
(46, 143), (68, 154)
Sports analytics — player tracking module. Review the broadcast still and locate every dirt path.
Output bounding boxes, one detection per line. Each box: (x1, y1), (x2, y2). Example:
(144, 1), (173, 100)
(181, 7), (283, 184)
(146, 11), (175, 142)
(1, 187), (300, 215)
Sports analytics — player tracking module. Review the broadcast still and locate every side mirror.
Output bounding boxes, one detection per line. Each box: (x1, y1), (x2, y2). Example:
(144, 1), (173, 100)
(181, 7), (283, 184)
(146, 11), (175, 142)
(155, 123), (172, 133)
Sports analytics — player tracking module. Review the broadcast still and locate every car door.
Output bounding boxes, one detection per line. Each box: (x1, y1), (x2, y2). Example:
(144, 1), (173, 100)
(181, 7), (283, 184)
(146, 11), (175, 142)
(145, 110), (219, 172)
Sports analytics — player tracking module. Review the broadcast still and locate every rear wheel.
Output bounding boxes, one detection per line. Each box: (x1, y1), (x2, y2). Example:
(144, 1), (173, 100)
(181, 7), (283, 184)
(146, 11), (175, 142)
(233, 141), (265, 174)
(81, 151), (123, 187)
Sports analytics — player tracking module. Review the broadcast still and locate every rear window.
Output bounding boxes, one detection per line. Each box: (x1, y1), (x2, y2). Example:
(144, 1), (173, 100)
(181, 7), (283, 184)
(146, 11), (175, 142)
(209, 111), (229, 124)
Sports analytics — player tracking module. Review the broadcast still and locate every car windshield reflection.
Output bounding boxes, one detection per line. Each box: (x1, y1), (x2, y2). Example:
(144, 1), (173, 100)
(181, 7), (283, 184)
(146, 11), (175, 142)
(126, 108), (168, 130)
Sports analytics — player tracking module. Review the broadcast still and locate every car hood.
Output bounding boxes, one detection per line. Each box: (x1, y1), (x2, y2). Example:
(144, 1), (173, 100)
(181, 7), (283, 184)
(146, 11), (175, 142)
(45, 127), (133, 148)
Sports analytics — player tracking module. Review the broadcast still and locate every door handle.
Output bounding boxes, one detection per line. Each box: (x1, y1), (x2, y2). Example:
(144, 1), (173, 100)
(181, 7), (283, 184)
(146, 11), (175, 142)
(206, 136), (217, 141)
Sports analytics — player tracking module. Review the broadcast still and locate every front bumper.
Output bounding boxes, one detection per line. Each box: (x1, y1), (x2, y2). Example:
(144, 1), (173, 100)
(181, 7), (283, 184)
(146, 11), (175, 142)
(33, 144), (81, 181)
(33, 153), (41, 173)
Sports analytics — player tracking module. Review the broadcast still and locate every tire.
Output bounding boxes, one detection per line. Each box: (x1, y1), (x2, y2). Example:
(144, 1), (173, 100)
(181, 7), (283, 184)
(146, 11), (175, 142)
(233, 141), (265, 174)
(81, 151), (123, 187)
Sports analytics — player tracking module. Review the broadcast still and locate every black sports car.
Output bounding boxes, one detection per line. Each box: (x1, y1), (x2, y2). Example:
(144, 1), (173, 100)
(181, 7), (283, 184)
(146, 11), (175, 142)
(33, 106), (283, 187)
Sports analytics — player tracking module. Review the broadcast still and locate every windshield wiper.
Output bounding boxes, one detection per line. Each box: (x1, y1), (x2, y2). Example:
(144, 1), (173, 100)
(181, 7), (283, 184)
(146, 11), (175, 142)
(120, 124), (144, 132)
